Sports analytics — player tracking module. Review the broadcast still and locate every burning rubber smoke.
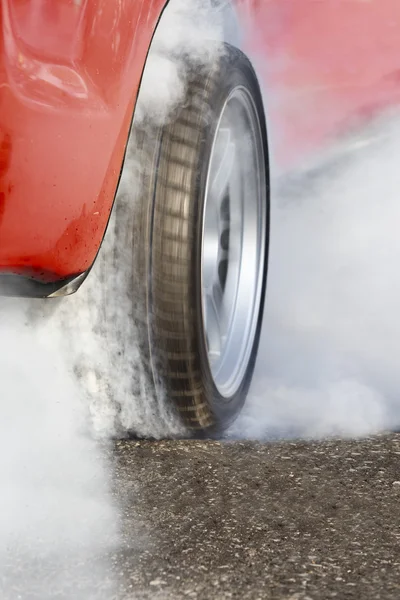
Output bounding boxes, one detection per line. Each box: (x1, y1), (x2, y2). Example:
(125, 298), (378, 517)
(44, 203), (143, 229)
(234, 115), (400, 440)
(1, 0), (400, 595)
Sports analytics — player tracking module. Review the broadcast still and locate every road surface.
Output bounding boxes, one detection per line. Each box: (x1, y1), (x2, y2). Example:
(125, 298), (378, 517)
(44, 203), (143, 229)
(112, 434), (400, 599)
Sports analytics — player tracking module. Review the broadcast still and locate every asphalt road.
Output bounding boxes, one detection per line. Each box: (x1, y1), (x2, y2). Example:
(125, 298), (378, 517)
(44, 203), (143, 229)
(4, 434), (400, 599)
(112, 434), (400, 599)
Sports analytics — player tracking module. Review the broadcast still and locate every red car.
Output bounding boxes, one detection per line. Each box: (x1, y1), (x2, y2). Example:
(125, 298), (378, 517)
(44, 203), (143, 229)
(0, 0), (399, 436)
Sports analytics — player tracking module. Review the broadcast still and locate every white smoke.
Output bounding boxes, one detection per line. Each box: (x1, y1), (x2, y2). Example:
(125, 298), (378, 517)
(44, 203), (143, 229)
(0, 298), (119, 599)
(135, 0), (226, 126)
(233, 114), (400, 440)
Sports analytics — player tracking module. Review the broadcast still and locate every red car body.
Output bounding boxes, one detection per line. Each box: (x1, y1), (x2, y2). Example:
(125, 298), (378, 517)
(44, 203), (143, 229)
(0, 0), (399, 288)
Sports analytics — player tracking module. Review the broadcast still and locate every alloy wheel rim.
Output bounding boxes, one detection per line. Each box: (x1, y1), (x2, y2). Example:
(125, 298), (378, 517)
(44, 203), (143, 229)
(201, 85), (267, 398)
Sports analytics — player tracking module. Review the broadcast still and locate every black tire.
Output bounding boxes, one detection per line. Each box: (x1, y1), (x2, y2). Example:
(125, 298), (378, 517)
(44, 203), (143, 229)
(130, 43), (270, 435)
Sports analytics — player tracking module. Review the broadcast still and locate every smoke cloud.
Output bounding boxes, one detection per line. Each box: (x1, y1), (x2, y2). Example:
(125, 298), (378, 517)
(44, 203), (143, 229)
(0, 298), (119, 599)
(233, 114), (400, 440)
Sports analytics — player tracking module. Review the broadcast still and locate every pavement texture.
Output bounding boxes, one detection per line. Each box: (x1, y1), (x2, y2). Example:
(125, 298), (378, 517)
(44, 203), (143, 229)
(112, 434), (400, 599)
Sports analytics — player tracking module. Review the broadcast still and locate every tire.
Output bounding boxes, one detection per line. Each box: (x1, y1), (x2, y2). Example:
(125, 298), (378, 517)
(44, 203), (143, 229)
(129, 43), (270, 435)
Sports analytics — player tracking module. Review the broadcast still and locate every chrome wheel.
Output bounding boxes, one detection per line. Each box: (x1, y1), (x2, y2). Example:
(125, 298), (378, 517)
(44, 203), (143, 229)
(201, 85), (267, 398)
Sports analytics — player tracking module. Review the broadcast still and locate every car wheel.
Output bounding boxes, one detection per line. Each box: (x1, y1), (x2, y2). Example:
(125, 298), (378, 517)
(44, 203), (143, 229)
(129, 43), (270, 435)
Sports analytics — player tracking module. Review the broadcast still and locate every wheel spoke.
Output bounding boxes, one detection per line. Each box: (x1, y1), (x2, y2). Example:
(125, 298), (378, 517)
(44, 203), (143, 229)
(210, 128), (236, 207)
(202, 214), (219, 290)
(204, 287), (222, 360)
